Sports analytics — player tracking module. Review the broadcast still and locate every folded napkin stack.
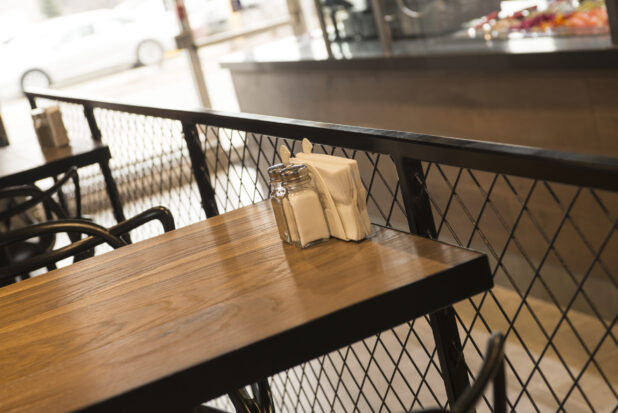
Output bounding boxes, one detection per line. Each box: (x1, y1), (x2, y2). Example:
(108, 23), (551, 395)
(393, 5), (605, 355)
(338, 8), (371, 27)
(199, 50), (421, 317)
(283, 139), (372, 241)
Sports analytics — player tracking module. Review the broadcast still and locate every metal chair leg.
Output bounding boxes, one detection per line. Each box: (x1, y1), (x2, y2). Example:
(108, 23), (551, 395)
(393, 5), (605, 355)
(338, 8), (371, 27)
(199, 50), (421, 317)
(225, 380), (274, 413)
(228, 387), (261, 413)
(251, 380), (274, 413)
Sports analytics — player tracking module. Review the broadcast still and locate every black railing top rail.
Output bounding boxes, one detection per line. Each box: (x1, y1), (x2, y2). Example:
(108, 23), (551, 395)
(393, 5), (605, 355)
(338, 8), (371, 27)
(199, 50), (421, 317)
(25, 88), (618, 192)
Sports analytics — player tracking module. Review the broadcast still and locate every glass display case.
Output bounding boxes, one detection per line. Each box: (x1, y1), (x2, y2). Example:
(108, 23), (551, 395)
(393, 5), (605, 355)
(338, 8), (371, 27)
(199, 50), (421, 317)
(315, 0), (615, 57)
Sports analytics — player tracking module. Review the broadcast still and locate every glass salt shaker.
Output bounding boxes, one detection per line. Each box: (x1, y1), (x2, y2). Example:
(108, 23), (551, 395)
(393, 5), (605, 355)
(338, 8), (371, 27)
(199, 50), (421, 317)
(268, 164), (291, 243)
(280, 164), (330, 248)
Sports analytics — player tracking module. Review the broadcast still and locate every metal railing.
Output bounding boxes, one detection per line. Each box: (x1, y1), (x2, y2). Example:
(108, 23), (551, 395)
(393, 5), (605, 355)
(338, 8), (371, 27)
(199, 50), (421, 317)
(25, 89), (618, 412)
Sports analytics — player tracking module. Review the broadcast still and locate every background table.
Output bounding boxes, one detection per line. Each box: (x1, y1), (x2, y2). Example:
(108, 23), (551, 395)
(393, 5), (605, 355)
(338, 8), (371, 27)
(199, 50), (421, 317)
(0, 139), (126, 223)
(0, 202), (492, 412)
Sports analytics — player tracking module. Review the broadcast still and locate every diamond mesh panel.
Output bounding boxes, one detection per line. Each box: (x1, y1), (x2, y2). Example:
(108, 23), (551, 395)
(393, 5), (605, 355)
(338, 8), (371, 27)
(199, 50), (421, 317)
(197, 126), (409, 232)
(57, 101), (91, 142)
(33, 99), (91, 142)
(422, 163), (617, 412)
(43, 99), (617, 413)
(197, 125), (444, 412)
(92, 109), (205, 241)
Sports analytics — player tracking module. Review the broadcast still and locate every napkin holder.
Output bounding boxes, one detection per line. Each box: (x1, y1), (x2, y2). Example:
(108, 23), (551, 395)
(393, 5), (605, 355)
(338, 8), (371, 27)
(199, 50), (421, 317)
(32, 106), (69, 149)
(283, 139), (372, 241)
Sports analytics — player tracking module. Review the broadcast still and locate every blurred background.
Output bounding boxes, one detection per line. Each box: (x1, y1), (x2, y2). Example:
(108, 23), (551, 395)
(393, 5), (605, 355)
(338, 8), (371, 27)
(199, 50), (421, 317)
(0, 0), (612, 146)
(0, 0), (318, 140)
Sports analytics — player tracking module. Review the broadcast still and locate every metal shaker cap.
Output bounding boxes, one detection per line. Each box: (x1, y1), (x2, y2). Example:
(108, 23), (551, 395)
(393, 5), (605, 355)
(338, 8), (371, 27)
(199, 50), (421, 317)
(280, 164), (310, 183)
(268, 163), (286, 182)
(31, 108), (46, 120)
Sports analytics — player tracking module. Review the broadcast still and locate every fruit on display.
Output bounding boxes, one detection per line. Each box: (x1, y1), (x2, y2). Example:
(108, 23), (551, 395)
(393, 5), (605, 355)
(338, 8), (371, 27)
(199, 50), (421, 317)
(467, 0), (609, 38)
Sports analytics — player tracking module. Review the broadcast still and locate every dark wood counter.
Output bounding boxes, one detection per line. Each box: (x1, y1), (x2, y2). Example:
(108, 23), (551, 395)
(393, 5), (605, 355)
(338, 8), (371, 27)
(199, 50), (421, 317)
(220, 36), (618, 157)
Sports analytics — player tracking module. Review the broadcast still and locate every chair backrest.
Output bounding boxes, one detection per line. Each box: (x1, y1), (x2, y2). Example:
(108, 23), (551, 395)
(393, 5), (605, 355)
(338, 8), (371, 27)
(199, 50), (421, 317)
(451, 332), (506, 413)
(411, 332), (506, 413)
(0, 167), (83, 283)
(0, 206), (175, 282)
(0, 166), (80, 225)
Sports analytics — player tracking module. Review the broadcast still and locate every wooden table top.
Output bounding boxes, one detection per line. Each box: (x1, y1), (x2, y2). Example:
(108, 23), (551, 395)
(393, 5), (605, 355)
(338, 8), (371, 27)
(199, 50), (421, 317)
(0, 201), (491, 412)
(0, 139), (110, 188)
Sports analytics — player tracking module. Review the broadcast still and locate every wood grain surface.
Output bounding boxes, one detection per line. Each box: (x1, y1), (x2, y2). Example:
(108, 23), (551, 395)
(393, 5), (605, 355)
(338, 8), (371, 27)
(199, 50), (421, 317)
(0, 201), (491, 412)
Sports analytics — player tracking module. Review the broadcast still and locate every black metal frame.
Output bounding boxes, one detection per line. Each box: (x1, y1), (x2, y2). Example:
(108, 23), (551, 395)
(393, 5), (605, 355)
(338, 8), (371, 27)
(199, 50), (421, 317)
(0, 166), (81, 222)
(15, 95), (127, 226)
(0, 206), (175, 280)
(0, 166), (84, 283)
(449, 332), (506, 413)
(0, 139), (127, 227)
(23, 90), (618, 193)
(23, 88), (618, 413)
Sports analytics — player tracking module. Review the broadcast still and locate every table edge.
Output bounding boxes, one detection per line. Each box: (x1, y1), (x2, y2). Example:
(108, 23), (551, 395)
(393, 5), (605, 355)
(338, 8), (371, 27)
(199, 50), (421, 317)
(80, 253), (492, 412)
(0, 143), (110, 188)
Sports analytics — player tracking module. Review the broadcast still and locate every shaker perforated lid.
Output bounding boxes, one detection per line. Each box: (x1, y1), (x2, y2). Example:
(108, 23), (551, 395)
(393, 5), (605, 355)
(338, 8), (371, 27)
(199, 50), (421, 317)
(280, 164), (310, 183)
(268, 163), (286, 182)
(31, 108), (46, 119)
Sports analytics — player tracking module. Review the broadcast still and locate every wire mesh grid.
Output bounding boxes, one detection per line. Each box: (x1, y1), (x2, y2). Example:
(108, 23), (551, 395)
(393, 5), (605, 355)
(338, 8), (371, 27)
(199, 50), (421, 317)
(54, 101), (92, 142)
(34, 97), (205, 241)
(197, 125), (409, 230)
(197, 125), (446, 412)
(29, 99), (117, 232)
(40, 100), (617, 412)
(421, 163), (617, 412)
(92, 109), (205, 241)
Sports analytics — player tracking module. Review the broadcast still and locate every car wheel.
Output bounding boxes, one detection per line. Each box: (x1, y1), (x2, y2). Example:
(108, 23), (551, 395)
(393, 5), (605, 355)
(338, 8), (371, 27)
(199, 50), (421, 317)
(20, 69), (51, 92)
(136, 40), (164, 66)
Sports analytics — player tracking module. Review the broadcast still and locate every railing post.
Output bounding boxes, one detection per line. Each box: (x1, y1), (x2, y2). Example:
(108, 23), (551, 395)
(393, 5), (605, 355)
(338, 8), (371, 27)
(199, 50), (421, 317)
(393, 155), (472, 410)
(182, 122), (219, 218)
(83, 105), (102, 142)
(79, 103), (128, 240)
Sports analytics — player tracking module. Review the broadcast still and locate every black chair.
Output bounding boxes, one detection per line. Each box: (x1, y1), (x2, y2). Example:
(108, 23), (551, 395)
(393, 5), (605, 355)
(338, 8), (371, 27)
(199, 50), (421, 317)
(0, 165), (82, 224)
(229, 380), (274, 413)
(0, 166), (82, 283)
(412, 332), (506, 413)
(190, 379), (273, 413)
(0, 206), (175, 282)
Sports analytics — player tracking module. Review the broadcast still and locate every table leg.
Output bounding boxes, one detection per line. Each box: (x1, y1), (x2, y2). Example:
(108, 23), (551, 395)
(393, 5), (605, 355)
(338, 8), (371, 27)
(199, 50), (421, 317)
(430, 306), (473, 410)
(394, 156), (474, 408)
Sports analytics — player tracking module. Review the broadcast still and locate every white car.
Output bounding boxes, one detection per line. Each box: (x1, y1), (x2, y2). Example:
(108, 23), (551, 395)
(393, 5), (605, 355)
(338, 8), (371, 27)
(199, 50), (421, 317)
(117, 0), (231, 34)
(0, 9), (176, 99)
